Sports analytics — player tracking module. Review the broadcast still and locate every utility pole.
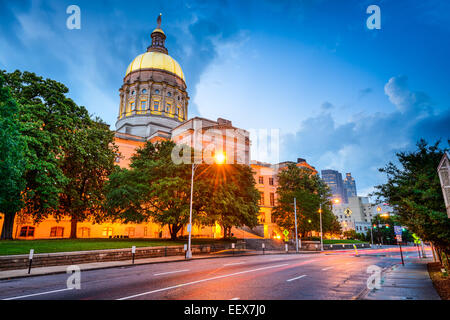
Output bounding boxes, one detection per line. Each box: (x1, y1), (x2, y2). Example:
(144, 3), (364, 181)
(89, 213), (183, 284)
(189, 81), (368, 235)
(294, 198), (298, 253)
(370, 225), (374, 246)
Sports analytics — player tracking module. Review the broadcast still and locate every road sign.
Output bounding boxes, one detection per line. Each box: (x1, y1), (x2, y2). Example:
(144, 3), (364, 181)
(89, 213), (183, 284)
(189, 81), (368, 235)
(283, 229), (289, 236)
(344, 208), (352, 217)
(394, 226), (402, 236)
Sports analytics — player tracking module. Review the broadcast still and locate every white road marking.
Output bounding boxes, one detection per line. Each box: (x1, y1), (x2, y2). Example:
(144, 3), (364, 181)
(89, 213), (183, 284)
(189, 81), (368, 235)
(3, 288), (73, 300)
(322, 267), (334, 271)
(154, 269), (189, 276)
(286, 274), (307, 282)
(223, 262), (245, 266)
(117, 263), (289, 300)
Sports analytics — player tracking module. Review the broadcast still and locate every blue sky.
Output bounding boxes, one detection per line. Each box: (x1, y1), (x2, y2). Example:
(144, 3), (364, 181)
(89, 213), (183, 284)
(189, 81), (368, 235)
(0, 0), (449, 196)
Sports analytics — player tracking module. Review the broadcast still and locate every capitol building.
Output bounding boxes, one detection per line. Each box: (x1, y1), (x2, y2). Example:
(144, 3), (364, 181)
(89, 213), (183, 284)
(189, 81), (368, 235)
(1, 17), (316, 240)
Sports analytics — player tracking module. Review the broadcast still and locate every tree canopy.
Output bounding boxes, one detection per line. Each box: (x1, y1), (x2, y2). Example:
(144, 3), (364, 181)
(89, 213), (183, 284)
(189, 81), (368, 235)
(0, 70), (116, 239)
(105, 140), (260, 239)
(272, 164), (341, 239)
(374, 139), (450, 257)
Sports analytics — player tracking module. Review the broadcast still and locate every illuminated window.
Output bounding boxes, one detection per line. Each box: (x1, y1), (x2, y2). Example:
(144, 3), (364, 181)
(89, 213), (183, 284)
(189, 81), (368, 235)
(270, 193), (275, 206)
(79, 227), (90, 238)
(19, 226), (35, 237)
(259, 192), (264, 206)
(125, 227), (135, 237)
(102, 227), (113, 237)
(50, 226), (64, 238)
(259, 213), (266, 224)
(258, 176), (264, 184)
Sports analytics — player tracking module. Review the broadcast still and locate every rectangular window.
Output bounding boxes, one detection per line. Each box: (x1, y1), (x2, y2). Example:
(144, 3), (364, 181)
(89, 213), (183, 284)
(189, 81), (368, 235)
(141, 100), (147, 111)
(50, 227), (64, 237)
(153, 101), (159, 111)
(259, 192), (265, 206)
(269, 177), (274, 185)
(258, 176), (264, 184)
(270, 193), (275, 206)
(125, 227), (135, 237)
(166, 103), (171, 113)
(130, 101), (135, 110)
(19, 226), (35, 237)
(80, 227), (90, 238)
(102, 227), (113, 237)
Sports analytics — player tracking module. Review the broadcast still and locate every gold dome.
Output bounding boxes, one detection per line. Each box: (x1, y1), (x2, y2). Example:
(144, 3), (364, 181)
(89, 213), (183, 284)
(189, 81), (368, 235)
(125, 51), (185, 81)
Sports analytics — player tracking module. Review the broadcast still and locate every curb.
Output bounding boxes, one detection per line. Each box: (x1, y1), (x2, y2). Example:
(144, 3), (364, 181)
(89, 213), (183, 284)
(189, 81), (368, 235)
(0, 250), (316, 281)
(354, 264), (397, 300)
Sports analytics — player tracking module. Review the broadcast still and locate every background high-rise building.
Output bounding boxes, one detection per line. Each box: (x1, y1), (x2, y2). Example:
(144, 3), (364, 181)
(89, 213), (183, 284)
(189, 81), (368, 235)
(321, 170), (358, 203)
(343, 172), (357, 199)
(321, 169), (347, 203)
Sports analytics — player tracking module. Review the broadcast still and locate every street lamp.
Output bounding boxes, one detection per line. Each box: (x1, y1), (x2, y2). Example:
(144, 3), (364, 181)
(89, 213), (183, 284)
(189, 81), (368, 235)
(186, 151), (225, 260)
(318, 204), (323, 252)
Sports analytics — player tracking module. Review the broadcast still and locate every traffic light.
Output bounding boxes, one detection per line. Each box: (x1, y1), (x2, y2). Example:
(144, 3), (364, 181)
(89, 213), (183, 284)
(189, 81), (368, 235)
(373, 224), (377, 229)
(385, 224), (390, 228)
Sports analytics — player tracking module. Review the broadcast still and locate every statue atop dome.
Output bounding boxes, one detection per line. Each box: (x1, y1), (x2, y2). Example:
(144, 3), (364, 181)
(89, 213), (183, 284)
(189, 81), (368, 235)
(157, 13), (162, 29)
(148, 13), (168, 54)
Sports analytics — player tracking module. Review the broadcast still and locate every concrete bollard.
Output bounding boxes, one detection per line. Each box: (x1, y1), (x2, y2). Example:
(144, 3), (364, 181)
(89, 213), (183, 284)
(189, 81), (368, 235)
(131, 246), (136, 264)
(28, 249), (34, 274)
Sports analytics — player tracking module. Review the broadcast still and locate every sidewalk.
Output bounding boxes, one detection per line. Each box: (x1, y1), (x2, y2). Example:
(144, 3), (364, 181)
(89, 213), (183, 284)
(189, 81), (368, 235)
(362, 257), (441, 300)
(0, 250), (313, 280)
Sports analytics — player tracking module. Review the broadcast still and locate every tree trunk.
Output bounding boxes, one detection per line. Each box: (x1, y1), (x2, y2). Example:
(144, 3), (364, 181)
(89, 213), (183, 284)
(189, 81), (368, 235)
(70, 218), (78, 239)
(169, 224), (181, 240)
(1, 212), (16, 240)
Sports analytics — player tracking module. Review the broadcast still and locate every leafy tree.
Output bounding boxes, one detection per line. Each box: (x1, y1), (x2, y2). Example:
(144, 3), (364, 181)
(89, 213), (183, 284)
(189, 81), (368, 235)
(371, 214), (414, 245)
(272, 164), (341, 239)
(203, 164), (260, 238)
(0, 75), (27, 239)
(374, 139), (450, 259)
(0, 70), (115, 239)
(55, 118), (117, 238)
(105, 141), (207, 240)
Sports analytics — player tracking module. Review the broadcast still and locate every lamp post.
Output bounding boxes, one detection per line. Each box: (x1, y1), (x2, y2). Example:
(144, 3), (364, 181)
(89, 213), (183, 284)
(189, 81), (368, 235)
(186, 152), (225, 260)
(318, 203), (323, 252)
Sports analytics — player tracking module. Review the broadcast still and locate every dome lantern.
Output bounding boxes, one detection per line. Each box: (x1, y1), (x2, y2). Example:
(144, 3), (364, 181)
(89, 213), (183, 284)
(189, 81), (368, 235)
(147, 14), (168, 54)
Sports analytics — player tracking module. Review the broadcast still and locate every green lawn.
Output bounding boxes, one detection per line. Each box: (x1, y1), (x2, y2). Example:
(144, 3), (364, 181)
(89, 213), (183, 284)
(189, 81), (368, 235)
(323, 239), (366, 244)
(0, 238), (229, 256)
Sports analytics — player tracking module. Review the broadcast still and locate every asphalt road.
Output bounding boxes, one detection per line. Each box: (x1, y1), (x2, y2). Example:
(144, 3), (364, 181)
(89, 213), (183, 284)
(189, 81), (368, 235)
(0, 246), (426, 300)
